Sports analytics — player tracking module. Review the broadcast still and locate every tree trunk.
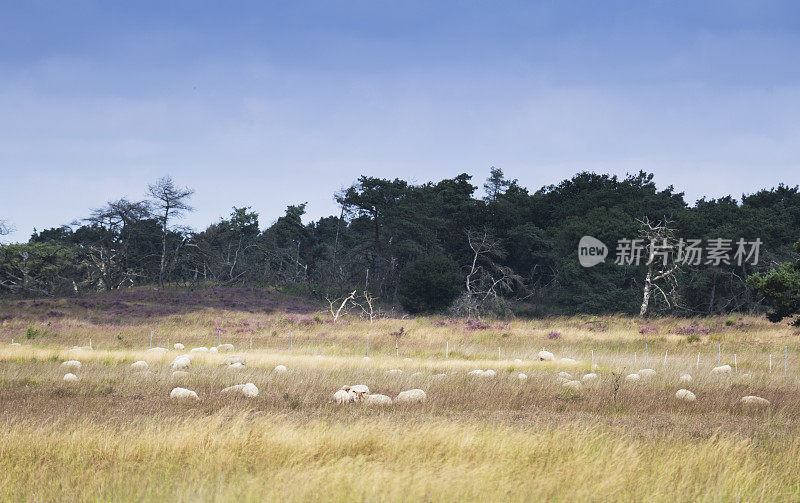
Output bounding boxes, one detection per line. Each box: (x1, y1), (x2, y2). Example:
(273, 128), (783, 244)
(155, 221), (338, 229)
(639, 267), (653, 317)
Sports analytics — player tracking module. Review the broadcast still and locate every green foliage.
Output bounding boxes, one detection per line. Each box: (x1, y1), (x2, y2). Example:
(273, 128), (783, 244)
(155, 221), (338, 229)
(747, 239), (800, 326)
(25, 324), (39, 339)
(398, 255), (462, 313)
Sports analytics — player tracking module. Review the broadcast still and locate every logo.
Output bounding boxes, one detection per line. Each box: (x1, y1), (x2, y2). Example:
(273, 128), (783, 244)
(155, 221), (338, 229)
(578, 236), (608, 268)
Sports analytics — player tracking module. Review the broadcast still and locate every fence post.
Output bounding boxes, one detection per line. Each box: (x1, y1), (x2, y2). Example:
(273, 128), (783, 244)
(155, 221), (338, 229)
(149, 330), (153, 349)
(664, 350), (668, 366)
(446, 341), (449, 359)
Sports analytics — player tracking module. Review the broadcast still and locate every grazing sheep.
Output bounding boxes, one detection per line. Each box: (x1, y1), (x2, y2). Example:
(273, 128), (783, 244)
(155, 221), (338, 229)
(403, 358), (412, 362)
(190, 347), (209, 353)
(560, 358), (577, 364)
(228, 362), (245, 369)
(63, 373), (78, 382)
(558, 371), (573, 379)
(170, 387), (199, 400)
(395, 389), (427, 404)
(556, 376), (570, 384)
(10, 342), (21, 347)
(711, 365), (732, 375)
(562, 380), (582, 392)
(173, 343), (185, 350)
(538, 350), (555, 361)
(222, 356), (245, 366)
(483, 369), (497, 377)
(130, 361), (148, 371)
(171, 370), (189, 379)
(582, 373), (598, 382)
(365, 394), (393, 406)
(513, 358), (523, 363)
(432, 373), (447, 379)
(362, 356), (371, 361)
(171, 356), (191, 370)
(221, 383), (259, 398)
(518, 373), (528, 380)
(679, 374), (693, 383)
(386, 369), (403, 375)
(638, 369), (656, 377)
(217, 343), (234, 352)
(333, 387), (356, 404)
(147, 347), (167, 354)
(349, 384), (370, 400)
(209, 347), (219, 354)
(274, 365), (288, 373)
(675, 389), (696, 402)
(740, 395), (770, 407)
(60, 360), (82, 371)
(468, 369), (485, 376)
(625, 373), (641, 382)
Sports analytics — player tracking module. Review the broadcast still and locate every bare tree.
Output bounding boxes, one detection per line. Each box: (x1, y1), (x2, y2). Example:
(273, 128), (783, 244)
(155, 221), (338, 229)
(0, 219), (13, 239)
(353, 291), (379, 325)
(327, 290), (356, 323)
(638, 217), (680, 317)
(147, 176), (194, 288)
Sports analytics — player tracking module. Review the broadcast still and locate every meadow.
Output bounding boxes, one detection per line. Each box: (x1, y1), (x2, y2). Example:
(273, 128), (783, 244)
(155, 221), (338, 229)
(1, 288), (799, 502)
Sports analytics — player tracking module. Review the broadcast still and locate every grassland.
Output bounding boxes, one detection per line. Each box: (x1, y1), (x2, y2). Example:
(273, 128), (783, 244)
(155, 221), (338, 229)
(1, 288), (799, 501)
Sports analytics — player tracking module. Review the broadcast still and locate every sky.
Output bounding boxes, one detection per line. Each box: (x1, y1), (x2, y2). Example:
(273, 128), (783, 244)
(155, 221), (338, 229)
(1, 1), (800, 242)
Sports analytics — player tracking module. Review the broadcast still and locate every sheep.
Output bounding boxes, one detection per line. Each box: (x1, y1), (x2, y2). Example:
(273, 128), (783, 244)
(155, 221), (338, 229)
(395, 389), (427, 404)
(740, 395), (770, 407)
(483, 369), (497, 377)
(558, 371), (573, 379)
(513, 358), (523, 363)
(562, 380), (582, 392)
(560, 357), (577, 364)
(171, 356), (191, 371)
(638, 369), (656, 377)
(518, 373), (528, 380)
(582, 373), (598, 382)
(386, 369), (403, 375)
(228, 362), (245, 369)
(170, 387), (199, 400)
(625, 373), (641, 382)
(10, 342), (21, 347)
(222, 356), (245, 366)
(403, 358), (412, 362)
(349, 384), (370, 400)
(171, 370), (189, 379)
(468, 369), (485, 376)
(147, 347), (167, 354)
(333, 387), (356, 404)
(217, 343), (234, 352)
(274, 365), (288, 373)
(711, 365), (732, 375)
(362, 356), (371, 361)
(130, 361), (148, 371)
(221, 383), (259, 398)
(365, 394), (393, 406)
(209, 347), (219, 354)
(173, 343), (185, 350)
(556, 376), (570, 384)
(675, 389), (696, 402)
(538, 350), (554, 361)
(679, 374), (693, 383)
(63, 373), (78, 382)
(190, 347), (209, 353)
(411, 372), (423, 378)
(60, 360), (82, 371)
(432, 373), (447, 379)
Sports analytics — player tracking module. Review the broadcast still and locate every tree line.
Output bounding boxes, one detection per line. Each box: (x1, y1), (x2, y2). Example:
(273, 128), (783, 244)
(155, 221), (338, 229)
(1, 170), (799, 320)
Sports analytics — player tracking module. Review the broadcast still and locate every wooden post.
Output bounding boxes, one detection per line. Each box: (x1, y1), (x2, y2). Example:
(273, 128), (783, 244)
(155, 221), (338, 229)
(446, 341), (449, 359)
(664, 349), (668, 366)
(734, 353), (737, 371)
(697, 351), (700, 370)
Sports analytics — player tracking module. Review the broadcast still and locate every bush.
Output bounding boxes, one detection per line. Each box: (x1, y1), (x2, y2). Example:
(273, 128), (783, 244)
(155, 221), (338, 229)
(398, 255), (462, 313)
(25, 324), (39, 340)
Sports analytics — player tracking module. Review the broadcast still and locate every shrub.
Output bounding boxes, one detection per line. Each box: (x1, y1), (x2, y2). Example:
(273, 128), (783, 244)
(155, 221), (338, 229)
(639, 326), (659, 335)
(686, 334), (700, 343)
(398, 255), (462, 313)
(547, 330), (561, 340)
(25, 324), (39, 340)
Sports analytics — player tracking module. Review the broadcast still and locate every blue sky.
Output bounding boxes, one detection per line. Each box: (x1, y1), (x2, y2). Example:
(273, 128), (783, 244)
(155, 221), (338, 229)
(1, 1), (800, 242)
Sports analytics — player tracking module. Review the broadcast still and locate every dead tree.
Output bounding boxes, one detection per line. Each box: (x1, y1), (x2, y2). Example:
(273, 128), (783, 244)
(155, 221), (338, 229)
(147, 176), (194, 288)
(327, 290), (356, 322)
(637, 217), (680, 317)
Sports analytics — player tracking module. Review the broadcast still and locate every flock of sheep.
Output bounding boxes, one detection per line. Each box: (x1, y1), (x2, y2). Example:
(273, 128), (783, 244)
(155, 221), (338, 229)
(53, 344), (771, 409)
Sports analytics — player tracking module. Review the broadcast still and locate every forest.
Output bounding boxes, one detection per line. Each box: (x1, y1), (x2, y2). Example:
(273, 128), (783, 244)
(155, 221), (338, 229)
(1, 169), (799, 319)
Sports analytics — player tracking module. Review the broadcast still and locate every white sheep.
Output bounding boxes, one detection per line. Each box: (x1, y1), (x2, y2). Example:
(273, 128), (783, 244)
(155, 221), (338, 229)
(556, 376), (570, 384)
(222, 355), (245, 366)
(10, 342), (21, 346)
(625, 373), (641, 382)
(711, 365), (732, 375)
(432, 373), (447, 379)
(147, 347), (167, 354)
(130, 361), (148, 371)
(365, 394), (393, 405)
(63, 373), (78, 382)
(679, 374), (693, 383)
(349, 384), (370, 400)
(60, 360), (82, 371)
(217, 343), (234, 352)
(171, 356), (191, 370)
(518, 373), (528, 380)
(675, 389), (696, 402)
(558, 371), (573, 379)
(538, 350), (554, 361)
(362, 356), (371, 361)
(403, 358), (412, 362)
(513, 358), (523, 363)
(582, 373), (598, 382)
(483, 369), (497, 377)
(386, 369), (403, 375)
(740, 395), (770, 407)
(395, 389), (427, 403)
(638, 369), (656, 377)
(172, 370), (189, 379)
(221, 383), (259, 398)
(274, 365), (288, 373)
(228, 362), (245, 369)
(209, 347), (219, 354)
(190, 347), (209, 353)
(468, 369), (485, 376)
(173, 343), (185, 350)
(170, 387), (199, 400)
(560, 357), (577, 364)
(562, 380), (582, 392)
(333, 387), (356, 404)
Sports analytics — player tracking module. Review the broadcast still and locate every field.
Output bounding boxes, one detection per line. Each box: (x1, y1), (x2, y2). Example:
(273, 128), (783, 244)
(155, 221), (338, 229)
(1, 288), (800, 502)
